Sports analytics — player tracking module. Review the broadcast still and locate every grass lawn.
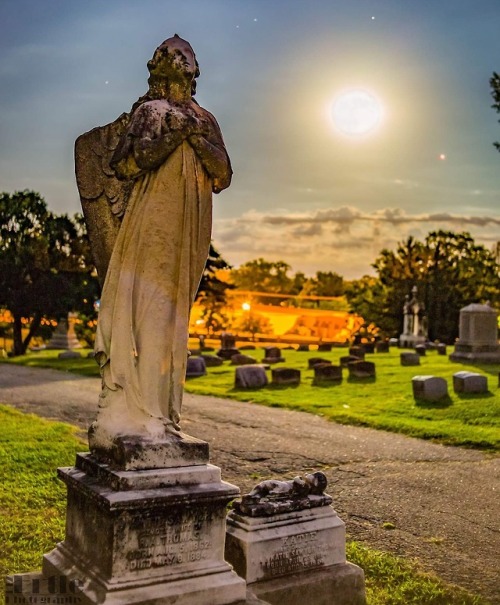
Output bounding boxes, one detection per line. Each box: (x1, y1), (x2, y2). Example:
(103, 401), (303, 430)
(0, 405), (488, 605)
(4, 346), (499, 450)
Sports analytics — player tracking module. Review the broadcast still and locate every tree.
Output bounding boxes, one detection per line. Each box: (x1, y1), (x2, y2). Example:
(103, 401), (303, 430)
(491, 71), (500, 152)
(300, 271), (344, 299)
(231, 258), (294, 296)
(345, 231), (500, 342)
(195, 243), (233, 335)
(0, 190), (98, 355)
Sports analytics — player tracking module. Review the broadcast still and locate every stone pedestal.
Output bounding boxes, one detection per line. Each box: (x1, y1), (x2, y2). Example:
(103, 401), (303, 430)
(12, 447), (246, 605)
(226, 506), (365, 605)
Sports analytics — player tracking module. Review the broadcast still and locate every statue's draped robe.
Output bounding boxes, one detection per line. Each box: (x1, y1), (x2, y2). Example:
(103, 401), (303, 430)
(95, 113), (212, 430)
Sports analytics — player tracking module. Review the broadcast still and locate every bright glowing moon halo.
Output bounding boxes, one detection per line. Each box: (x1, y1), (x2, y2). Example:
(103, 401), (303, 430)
(331, 89), (384, 137)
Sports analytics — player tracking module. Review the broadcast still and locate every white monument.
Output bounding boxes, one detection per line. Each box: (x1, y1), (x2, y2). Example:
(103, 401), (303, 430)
(450, 303), (500, 364)
(399, 286), (427, 348)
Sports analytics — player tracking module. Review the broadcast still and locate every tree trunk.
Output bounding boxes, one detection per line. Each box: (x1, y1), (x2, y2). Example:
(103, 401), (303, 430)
(22, 311), (42, 354)
(12, 314), (24, 356)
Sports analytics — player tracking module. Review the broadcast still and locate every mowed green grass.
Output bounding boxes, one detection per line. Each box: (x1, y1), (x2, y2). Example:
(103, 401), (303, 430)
(3, 346), (500, 450)
(0, 405), (487, 605)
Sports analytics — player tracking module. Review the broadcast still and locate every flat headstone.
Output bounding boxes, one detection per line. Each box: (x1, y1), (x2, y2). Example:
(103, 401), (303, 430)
(314, 364), (343, 385)
(308, 357), (332, 369)
(201, 354), (224, 367)
(297, 344), (310, 352)
(239, 344), (256, 350)
(231, 353), (258, 366)
(347, 360), (375, 379)
(349, 346), (365, 359)
(317, 343), (333, 352)
(400, 352), (420, 366)
(272, 367), (301, 386)
(453, 371), (488, 394)
(185, 356), (206, 377)
(58, 350), (82, 359)
(235, 365), (268, 389)
(415, 344), (426, 356)
(375, 341), (389, 353)
(340, 355), (362, 368)
(412, 375), (448, 401)
(437, 343), (447, 356)
(389, 337), (399, 346)
(363, 342), (375, 353)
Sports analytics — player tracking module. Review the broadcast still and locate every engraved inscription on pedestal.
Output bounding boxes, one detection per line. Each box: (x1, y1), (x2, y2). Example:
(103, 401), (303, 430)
(261, 530), (324, 577)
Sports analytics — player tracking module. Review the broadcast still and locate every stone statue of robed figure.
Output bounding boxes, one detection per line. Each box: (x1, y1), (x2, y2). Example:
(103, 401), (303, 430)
(75, 35), (232, 454)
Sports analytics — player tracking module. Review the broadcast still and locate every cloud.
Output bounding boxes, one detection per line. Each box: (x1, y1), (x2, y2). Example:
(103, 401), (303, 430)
(213, 206), (500, 278)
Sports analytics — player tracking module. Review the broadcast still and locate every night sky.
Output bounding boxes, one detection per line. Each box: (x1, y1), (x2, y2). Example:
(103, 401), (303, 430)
(1, 0), (499, 277)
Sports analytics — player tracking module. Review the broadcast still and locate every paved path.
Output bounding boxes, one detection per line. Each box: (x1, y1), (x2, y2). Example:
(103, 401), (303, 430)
(1, 364), (499, 603)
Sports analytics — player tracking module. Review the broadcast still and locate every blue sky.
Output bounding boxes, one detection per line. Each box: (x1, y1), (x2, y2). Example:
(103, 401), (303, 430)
(1, 0), (499, 277)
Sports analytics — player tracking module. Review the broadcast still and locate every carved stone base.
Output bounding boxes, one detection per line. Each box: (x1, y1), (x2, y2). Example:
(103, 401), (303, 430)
(225, 506), (365, 604)
(17, 454), (246, 605)
(450, 343), (500, 364)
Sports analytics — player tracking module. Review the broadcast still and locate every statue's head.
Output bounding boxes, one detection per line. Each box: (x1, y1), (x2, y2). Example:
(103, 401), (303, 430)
(147, 34), (200, 94)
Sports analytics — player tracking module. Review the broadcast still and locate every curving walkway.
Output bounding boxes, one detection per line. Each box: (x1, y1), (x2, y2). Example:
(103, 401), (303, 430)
(0, 364), (499, 603)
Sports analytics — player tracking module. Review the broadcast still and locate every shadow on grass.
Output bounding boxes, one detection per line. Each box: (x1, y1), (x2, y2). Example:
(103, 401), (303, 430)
(414, 395), (453, 409)
(454, 391), (494, 401)
(448, 360), (500, 378)
(312, 380), (343, 388)
(347, 376), (377, 384)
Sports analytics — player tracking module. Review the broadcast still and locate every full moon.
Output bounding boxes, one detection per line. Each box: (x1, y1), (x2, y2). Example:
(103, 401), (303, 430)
(331, 89), (384, 137)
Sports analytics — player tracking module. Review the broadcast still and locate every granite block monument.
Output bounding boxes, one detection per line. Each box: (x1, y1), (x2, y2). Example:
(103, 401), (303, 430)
(450, 303), (500, 364)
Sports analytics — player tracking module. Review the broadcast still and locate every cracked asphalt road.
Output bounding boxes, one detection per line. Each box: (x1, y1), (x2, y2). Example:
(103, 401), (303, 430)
(1, 364), (498, 603)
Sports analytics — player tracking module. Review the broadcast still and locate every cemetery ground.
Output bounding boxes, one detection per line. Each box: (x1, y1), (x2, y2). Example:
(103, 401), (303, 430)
(0, 350), (499, 604)
(4, 346), (499, 450)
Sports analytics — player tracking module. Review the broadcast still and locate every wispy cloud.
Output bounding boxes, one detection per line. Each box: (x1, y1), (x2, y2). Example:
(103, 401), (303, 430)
(213, 206), (500, 278)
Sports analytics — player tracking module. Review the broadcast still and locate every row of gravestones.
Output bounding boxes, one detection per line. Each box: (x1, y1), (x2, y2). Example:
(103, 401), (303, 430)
(186, 353), (377, 388)
(412, 371), (489, 402)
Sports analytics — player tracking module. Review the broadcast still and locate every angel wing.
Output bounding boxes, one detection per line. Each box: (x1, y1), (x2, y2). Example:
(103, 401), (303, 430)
(75, 112), (134, 286)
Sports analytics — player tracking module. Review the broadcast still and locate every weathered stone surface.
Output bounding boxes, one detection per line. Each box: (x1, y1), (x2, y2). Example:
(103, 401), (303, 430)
(231, 353), (258, 366)
(233, 472), (331, 518)
(202, 354), (224, 367)
(347, 361), (375, 379)
(317, 343), (332, 352)
(271, 368), (300, 386)
(340, 355), (362, 368)
(437, 343), (447, 355)
(235, 365), (268, 389)
(89, 432), (209, 471)
(349, 346), (365, 359)
(249, 563), (366, 605)
(58, 350), (82, 359)
(412, 375), (448, 402)
(186, 356), (207, 377)
(308, 357), (332, 369)
(400, 352), (420, 366)
(313, 364), (342, 385)
(399, 286), (427, 348)
(415, 344), (426, 356)
(31, 455), (246, 605)
(453, 371), (488, 394)
(375, 341), (389, 353)
(47, 313), (82, 350)
(226, 507), (345, 584)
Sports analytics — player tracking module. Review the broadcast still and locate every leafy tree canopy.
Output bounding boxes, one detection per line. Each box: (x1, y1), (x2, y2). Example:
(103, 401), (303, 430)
(491, 71), (500, 152)
(346, 231), (500, 342)
(0, 190), (98, 355)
